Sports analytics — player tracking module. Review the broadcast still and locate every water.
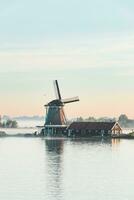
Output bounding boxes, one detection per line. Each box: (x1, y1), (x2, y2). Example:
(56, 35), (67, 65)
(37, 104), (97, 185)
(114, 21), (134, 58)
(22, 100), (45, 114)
(0, 137), (134, 200)
(0, 128), (38, 135)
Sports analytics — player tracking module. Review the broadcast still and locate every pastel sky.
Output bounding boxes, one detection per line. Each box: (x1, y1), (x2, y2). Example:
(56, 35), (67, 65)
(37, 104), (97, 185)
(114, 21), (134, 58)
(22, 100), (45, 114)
(0, 0), (134, 118)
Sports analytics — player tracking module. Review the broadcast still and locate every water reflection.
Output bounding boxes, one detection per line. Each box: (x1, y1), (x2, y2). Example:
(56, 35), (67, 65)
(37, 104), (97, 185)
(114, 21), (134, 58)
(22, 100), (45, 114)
(111, 138), (121, 151)
(112, 138), (120, 146)
(69, 137), (112, 146)
(45, 139), (64, 200)
(70, 138), (121, 148)
(44, 137), (121, 200)
(45, 139), (64, 154)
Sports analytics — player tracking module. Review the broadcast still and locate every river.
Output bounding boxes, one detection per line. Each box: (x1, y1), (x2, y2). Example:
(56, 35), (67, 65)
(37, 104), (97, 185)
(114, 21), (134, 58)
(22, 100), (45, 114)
(0, 137), (134, 200)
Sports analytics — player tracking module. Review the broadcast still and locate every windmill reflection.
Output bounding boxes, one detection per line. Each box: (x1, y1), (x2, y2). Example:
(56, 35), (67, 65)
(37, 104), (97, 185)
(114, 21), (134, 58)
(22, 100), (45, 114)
(45, 139), (64, 200)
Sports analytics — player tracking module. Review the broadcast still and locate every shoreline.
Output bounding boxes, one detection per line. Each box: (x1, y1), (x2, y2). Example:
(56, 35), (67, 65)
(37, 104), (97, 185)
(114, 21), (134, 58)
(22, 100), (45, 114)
(0, 132), (134, 140)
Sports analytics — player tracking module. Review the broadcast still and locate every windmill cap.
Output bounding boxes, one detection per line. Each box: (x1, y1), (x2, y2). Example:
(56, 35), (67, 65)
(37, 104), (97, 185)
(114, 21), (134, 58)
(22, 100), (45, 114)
(46, 99), (64, 106)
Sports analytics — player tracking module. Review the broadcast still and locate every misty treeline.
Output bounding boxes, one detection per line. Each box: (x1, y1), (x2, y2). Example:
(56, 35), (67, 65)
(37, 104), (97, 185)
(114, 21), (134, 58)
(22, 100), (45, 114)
(69, 114), (134, 128)
(0, 119), (18, 128)
(118, 115), (134, 128)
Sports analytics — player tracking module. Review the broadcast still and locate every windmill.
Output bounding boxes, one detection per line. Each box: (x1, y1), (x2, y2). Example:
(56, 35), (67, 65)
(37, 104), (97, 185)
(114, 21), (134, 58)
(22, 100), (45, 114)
(45, 80), (79, 127)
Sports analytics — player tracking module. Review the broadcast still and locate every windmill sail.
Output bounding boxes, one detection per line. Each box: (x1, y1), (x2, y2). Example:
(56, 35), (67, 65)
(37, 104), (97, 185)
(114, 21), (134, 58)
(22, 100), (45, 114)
(53, 80), (61, 100)
(62, 97), (79, 104)
(45, 80), (79, 127)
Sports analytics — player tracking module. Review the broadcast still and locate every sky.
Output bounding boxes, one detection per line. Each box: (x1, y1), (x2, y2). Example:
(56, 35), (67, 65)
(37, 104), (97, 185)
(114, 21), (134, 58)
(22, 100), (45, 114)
(0, 0), (134, 119)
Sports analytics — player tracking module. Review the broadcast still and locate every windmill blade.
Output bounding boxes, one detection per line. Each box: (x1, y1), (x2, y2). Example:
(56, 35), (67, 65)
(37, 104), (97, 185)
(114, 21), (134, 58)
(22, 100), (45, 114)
(53, 80), (61, 100)
(62, 96), (79, 104)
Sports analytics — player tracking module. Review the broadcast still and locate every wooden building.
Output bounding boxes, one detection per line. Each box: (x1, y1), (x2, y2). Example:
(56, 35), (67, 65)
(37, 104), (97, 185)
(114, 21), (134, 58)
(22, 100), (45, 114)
(67, 122), (122, 137)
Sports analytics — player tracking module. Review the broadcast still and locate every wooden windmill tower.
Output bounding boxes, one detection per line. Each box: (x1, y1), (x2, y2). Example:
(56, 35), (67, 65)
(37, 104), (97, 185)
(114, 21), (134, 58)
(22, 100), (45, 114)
(44, 80), (79, 135)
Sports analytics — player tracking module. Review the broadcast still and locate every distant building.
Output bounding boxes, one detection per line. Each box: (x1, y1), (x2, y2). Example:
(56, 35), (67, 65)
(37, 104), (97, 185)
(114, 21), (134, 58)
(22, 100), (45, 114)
(67, 122), (122, 137)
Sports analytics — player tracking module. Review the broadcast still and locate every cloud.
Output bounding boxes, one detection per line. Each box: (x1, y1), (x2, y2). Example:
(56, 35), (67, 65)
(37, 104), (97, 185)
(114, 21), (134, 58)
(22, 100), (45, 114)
(0, 33), (134, 72)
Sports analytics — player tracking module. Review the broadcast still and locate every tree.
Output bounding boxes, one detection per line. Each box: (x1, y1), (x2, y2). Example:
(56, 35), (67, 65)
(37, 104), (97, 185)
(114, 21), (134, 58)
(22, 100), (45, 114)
(76, 117), (84, 122)
(85, 117), (96, 122)
(118, 114), (128, 125)
(4, 119), (18, 128)
(118, 114), (128, 122)
(11, 120), (18, 128)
